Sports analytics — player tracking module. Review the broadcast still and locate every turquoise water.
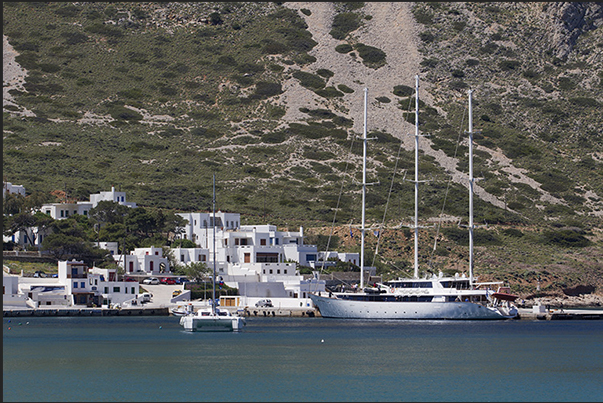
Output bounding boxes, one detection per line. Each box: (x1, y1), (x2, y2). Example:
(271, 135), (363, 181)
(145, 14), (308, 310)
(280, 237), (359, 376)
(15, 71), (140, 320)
(3, 316), (603, 402)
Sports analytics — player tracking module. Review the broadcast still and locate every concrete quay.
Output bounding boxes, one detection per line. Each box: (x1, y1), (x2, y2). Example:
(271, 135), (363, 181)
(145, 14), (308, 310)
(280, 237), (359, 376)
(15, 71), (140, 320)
(517, 307), (603, 320)
(3, 307), (169, 317)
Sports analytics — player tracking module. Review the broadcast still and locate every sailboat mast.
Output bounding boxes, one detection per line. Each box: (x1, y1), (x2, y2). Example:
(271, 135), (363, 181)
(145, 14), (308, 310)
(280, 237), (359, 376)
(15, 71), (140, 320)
(468, 90), (474, 286)
(360, 87), (368, 289)
(212, 173), (217, 315)
(413, 75), (420, 279)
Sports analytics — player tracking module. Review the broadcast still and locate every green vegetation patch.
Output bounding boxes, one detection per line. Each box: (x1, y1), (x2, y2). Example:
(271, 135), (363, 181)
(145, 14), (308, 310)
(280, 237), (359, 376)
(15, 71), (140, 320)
(354, 43), (386, 69)
(330, 12), (362, 40)
(292, 71), (326, 89)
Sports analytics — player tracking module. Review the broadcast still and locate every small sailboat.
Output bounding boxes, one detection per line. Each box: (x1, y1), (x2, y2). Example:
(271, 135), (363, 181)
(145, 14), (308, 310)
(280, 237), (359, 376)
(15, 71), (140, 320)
(179, 174), (246, 332)
(310, 77), (518, 320)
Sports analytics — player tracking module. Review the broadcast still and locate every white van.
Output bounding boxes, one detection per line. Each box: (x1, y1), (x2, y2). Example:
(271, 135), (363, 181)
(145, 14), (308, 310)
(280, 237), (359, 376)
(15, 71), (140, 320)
(139, 293), (152, 303)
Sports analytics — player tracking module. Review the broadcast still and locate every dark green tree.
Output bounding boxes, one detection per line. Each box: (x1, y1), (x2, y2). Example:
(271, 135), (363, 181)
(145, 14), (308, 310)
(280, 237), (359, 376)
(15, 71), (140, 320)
(124, 207), (156, 239)
(88, 201), (129, 228)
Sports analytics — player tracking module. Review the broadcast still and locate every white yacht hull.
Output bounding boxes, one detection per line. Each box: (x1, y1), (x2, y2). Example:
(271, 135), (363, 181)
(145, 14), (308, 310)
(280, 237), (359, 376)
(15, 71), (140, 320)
(310, 294), (513, 320)
(179, 314), (246, 332)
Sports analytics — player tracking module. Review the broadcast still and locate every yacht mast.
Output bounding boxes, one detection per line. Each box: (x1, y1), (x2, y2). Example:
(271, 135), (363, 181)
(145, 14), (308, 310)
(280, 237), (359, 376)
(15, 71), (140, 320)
(360, 87), (368, 289)
(468, 90), (474, 286)
(212, 173), (217, 315)
(413, 75), (420, 279)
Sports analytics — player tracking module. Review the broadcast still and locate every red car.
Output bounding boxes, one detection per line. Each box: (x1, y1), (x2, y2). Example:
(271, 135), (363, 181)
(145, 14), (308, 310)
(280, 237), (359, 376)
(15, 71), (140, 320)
(124, 277), (138, 282)
(160, 277), (176, 285)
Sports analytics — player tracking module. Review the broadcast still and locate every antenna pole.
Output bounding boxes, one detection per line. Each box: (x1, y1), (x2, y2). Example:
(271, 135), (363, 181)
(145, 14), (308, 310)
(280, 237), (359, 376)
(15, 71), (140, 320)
(212, 173), (217, 315)
(360, 87), (368, 289)
(413, 75), (420, 279)
(468, 89), (474, 286)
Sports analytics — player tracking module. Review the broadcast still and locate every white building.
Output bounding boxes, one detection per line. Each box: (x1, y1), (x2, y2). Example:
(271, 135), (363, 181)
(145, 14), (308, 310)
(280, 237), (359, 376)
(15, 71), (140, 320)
(39, 186), (136, 220)
(3, 182), (26, 197)
(14, 260), (141, 308)
(3, 271), (35, 308)
(172, 213), (361, 308)
(113, 246), (170, 275)
(177, 211), (240, 245)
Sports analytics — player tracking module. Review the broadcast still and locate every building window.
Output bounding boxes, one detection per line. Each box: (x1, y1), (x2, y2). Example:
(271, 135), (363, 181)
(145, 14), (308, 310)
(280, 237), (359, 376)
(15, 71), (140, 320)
(74, 282), (78, 288)
(104, 287), (108, 293)
(260, 239), (267, 246)
(95, 279), (98, 285)
(81, 282), (85, 288)
(284, 269), (287, 274)
(277, 269), (281, 274)
(125, 287), (128, 294)
(150, 261), (154, 271)
(244, 253), (251, 263)
(131, 287), (135, 294)
(181, 255), (185, 262)
(60, 210), (64, 217)
(113, 287), (120, 293)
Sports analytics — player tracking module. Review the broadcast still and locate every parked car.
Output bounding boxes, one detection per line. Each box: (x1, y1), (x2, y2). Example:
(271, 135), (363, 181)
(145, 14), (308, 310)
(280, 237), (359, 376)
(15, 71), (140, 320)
(172, 289), (182, 298)
(255, 299), (273, 308)
(33, 271), (46, 278)
(160, 277), (177, 285)
(124, 276), (137, 282)
(175, 277), (190, 284)
(139, 292), (152, 303)
(142, 277), (159, 285)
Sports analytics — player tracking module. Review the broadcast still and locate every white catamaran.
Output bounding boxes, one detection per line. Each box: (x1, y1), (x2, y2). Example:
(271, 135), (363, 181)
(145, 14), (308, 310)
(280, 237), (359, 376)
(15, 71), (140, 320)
(310, 77), (519, 320)
(179, 174), (246, 331)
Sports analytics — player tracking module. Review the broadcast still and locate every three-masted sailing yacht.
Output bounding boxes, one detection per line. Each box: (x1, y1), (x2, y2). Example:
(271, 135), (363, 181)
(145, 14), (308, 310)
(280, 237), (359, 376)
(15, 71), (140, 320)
(310, 77), (519, 320)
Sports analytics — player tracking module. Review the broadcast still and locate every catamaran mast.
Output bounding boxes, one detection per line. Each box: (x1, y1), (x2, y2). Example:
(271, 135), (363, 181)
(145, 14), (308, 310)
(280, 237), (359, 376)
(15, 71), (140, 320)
(468, 90), (474, 286)
(212, 173), (217, 315)
(360, 87), (368, 289)
(413, 75), (420, 279)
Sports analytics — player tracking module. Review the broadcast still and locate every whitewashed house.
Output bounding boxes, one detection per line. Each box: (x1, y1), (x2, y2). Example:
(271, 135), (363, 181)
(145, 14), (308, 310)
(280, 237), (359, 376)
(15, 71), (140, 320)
(113, 246), (170, 275)
(97, 241), (119, 256)
(3, 272), (36, 308)
(16, 260), (141, 308)
(39, 186), (137, 220)
(6, 187), (138, 249)
(56, 260), (139, 307)
(177, 211), (240, 246)
(170, 246), (209, 266)
(3, 181), (26, 197)
(87, 266), (140, 307)
(3, 182), (31, 247)
(171, 213), (351, 308)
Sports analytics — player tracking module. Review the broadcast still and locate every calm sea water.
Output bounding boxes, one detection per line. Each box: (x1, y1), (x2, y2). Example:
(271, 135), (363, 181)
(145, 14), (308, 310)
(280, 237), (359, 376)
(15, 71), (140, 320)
(3, 316), (603, 402)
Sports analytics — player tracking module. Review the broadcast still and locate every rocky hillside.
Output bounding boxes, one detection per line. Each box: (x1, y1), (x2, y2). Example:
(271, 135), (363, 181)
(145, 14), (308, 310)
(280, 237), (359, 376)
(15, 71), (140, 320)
(3, 2), (603, 296)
